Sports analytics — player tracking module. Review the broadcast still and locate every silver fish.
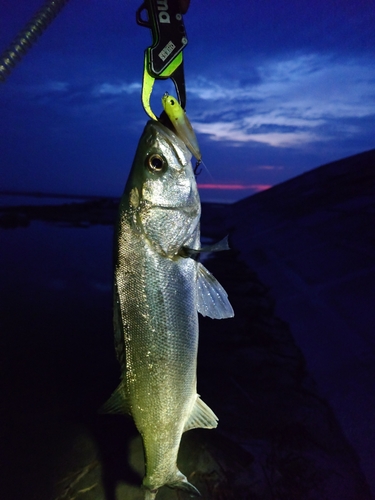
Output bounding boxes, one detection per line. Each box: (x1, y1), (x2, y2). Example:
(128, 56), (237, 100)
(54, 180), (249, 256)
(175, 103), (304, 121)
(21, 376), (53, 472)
(102, 120), (234, 499)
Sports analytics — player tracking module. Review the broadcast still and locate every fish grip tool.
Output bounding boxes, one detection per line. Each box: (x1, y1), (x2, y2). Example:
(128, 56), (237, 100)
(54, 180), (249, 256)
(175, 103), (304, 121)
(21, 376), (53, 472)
(136, 0), (188, 120)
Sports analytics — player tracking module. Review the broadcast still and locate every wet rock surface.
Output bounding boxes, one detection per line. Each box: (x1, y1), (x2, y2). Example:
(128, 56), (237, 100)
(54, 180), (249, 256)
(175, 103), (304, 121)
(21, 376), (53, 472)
(1, 223), (370, 499)
(220, 149), (375, 496)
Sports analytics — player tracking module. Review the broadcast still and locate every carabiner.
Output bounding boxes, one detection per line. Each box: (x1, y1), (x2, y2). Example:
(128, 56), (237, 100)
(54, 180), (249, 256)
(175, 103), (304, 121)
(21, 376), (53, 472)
(136, 0), (188, 120)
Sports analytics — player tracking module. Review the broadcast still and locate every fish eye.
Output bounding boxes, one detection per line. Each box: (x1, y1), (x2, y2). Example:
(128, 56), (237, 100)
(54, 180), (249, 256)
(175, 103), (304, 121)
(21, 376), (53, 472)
(147, 153), (165, 172)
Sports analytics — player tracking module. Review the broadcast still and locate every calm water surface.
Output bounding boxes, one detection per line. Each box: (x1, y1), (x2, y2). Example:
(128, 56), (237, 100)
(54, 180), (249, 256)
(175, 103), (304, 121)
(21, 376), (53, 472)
(1, 221), (116, 413)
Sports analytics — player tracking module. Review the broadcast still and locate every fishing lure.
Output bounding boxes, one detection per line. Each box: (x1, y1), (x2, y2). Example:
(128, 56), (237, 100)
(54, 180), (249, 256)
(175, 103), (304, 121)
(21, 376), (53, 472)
(162, 92), (201, 165)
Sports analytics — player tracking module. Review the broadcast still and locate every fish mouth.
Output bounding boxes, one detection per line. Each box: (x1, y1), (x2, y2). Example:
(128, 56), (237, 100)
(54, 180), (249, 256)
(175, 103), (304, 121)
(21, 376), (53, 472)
(147, 119), (177, 138)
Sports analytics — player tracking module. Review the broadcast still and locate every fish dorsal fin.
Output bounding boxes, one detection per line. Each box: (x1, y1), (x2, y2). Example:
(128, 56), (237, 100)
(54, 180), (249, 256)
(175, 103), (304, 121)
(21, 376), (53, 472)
(184, 395), (218, 432)
(99, 382), (130, 415)
(196, 262), (234, 319)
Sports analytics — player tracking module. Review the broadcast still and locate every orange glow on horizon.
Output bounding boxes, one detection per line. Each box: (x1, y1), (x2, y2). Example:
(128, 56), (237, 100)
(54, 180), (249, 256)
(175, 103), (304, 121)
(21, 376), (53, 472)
(197, 183), (272, 191)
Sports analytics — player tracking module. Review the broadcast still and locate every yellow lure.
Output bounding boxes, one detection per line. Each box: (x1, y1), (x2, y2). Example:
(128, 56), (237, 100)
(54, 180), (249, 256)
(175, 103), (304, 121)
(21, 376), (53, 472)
(161, 93), (201, 162)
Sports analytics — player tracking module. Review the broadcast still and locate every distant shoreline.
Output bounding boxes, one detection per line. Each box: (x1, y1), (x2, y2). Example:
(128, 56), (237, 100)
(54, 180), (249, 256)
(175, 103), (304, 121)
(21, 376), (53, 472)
(0, 190), (117, 201)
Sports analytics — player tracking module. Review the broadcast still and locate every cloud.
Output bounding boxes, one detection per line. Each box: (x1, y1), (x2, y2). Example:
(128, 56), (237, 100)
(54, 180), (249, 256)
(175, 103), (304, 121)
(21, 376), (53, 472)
(93, 82), (141, 96)
(250, 165), (284, 171)
(11, 81), (71, 96)
(188, 54), (375, 148)
(194, 121), (319, 147)
(42, 81), (70, 92)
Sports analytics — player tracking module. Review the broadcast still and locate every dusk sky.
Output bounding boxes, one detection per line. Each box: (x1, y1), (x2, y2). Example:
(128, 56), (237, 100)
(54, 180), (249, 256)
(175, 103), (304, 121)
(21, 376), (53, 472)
(0, 0), (374, 202)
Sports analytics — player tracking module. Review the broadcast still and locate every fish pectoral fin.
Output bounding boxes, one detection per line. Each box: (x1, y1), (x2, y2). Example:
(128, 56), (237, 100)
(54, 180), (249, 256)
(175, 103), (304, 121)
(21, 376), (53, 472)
(196, 262), (234, 319)
(184, 395), (218, 432)
(200, 235), (230, 253)
(180, 235), (230, 257)
(98, 382), (130, 415)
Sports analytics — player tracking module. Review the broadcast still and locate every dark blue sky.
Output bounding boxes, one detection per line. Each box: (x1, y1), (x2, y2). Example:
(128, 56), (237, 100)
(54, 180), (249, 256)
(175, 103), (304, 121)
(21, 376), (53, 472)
(1, 0), (374, 202)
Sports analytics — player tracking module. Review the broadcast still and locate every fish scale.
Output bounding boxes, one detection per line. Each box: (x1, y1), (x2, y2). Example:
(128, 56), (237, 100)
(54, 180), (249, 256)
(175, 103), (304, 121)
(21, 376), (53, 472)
(102, 120), (234, 498)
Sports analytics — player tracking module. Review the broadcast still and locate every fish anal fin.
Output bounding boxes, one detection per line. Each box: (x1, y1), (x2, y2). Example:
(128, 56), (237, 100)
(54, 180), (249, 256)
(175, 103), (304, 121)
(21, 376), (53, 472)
(196, 262), (234, 319)
(184, 395), (218, 432)
(98, 382), (130, 415)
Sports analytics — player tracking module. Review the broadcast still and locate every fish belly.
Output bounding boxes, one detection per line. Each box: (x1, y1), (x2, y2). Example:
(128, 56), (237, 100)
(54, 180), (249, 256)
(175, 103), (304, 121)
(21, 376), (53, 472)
(116, 221), (199, 490)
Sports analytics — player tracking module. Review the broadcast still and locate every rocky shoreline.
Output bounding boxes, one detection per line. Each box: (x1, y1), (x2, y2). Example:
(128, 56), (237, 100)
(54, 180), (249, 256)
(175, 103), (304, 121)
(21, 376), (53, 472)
(1, 200), (371, 499)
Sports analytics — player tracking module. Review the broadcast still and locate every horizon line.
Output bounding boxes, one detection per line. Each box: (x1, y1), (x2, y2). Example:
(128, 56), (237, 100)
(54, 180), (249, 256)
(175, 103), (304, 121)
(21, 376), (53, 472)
(0, 190), (115, 200)
(197, 183), (272, 191)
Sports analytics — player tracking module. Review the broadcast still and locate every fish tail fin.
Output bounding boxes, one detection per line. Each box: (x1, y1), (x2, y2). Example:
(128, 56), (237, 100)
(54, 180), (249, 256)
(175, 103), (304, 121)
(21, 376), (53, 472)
(167, 470), (201, 496)
(144, 489), (158, 500)
(143, 471), (200, 498)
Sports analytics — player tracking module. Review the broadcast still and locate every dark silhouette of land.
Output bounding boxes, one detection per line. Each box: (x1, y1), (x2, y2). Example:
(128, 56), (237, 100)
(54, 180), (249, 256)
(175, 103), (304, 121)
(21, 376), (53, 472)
(1, 149), (374, 499)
